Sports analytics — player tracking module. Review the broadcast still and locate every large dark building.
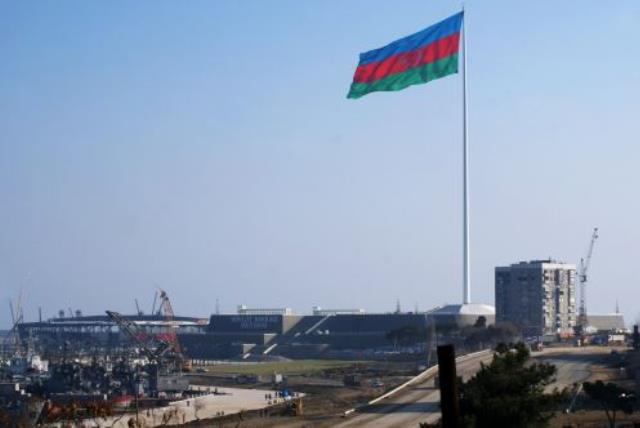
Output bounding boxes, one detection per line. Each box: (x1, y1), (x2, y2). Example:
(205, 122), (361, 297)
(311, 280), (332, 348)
(191, 313), (429, 358)
(20, 312), (430, 359)
(17, 313), (205, 350)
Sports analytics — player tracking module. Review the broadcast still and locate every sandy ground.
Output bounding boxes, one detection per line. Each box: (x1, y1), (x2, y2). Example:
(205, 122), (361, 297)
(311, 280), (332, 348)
(44, 386), (301, 427)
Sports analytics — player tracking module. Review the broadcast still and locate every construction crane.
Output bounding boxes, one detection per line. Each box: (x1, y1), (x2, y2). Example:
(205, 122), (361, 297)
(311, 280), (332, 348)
(105, 310), (170, 363)
(577, 227), (599, 328)
(157, 289), (182, 355)
(156, 289), (191, 371)
(4, 296), (24, 356)
(151, 290), (159, 316)
(106, 310), (187, 397)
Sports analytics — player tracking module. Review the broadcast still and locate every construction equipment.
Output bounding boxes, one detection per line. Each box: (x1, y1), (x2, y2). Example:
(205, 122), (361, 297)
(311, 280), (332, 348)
(105, 310), (166, 363)
(105, 310), (189, 397)
(157, 290), (180, 351)
(157, 289), (191, 371)
(577, 228), (599, 328)
(151, 290), (159, 316)
(4, 294), (24, 356)
(106, 299), (189, 370)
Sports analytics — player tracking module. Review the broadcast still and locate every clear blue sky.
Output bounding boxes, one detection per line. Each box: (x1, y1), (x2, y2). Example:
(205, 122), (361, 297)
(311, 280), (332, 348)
(1, 1), (639, 327)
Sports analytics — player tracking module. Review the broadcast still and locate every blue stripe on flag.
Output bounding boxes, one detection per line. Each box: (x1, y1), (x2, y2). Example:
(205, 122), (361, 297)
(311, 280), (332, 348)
(358, 12), (463, 65)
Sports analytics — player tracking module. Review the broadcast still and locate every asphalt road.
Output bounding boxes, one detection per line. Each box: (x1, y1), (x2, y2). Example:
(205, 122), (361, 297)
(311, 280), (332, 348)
(532, 346), (619, 392)
(334, 351), (494, 428)
(334, 346), (616, 428)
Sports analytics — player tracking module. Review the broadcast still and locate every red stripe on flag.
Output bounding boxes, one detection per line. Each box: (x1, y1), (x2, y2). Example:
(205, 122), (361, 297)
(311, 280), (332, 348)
(353, 32), (460, 84)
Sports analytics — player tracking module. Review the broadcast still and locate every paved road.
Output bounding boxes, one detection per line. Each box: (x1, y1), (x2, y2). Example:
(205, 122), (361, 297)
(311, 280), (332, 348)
(335, 346), (616, 428)
(532, 346), (619, 392)
(334, 351), (494, 428)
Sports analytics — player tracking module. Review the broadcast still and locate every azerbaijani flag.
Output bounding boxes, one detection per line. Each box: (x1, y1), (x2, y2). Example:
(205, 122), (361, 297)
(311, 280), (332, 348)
(347, 12), (463, 99)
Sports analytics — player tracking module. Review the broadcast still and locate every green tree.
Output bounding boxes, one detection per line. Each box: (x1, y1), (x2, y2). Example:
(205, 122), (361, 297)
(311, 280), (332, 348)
(583, 380), (634, 428)
(458, 342), (566, 428)
(473, 316), (487, 328)
(461, 322), (519, 351)
(385, 325), (424, 347)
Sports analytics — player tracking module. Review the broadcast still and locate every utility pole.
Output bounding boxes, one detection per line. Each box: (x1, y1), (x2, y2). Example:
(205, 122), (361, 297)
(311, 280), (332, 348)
(426, 317), (437, 367)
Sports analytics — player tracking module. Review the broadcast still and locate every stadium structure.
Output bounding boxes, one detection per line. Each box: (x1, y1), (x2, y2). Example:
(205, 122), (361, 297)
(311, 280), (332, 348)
(17, 302), (495, 359)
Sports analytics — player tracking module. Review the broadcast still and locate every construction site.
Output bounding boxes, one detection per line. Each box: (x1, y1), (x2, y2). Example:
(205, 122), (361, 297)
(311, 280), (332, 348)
(0, 227), (628, 427)
(0, 288), (445, 426)
(0, 266), (631, 428)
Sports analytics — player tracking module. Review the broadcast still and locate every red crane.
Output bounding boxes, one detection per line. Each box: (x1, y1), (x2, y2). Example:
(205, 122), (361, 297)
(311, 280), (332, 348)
(157, 289), (182, 355)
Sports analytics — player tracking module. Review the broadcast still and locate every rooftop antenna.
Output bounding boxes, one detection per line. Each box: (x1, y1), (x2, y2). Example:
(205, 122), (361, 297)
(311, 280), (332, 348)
(395, 299), (401, 314)
(215, 298), (220, 315)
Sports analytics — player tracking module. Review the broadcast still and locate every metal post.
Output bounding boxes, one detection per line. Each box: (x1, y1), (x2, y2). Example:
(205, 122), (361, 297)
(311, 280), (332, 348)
(135, 387), (140, 427)
(462, 9), (471, 305)
(437, 344), (460, 428)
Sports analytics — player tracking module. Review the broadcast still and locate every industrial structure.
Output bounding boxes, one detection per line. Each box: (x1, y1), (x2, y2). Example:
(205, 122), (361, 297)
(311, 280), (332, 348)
(425, 303), (495, 327)
(4, 285), (629, 425)
(577, 227), (599, 328)
(193, 311), (430, 359)
(495, 259), (577, 337)
(585, 313), (627, 333)
(236, 305), (294, 316)
(0, 291), (203, 425)
(15, 301), (499, 362)
(15, 313), (205, 352)
(312, 307), (366, 316)
(12, 304), (437, 361)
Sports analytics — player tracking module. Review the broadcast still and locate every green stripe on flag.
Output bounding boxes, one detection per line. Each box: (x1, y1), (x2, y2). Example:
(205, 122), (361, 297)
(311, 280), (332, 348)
(347, 53), (458, 99)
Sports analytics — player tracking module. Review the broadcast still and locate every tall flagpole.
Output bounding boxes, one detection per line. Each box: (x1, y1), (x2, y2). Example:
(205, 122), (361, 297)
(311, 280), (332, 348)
(462, 8), (471, 305)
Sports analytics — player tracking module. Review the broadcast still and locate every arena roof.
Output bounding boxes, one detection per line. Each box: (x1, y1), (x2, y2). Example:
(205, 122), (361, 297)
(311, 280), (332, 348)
(427, 303), (495, 316)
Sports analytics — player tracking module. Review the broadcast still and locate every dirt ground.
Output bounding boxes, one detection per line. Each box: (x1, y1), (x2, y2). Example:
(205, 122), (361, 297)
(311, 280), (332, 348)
(184, 349), (640, 428)
(181, 383), (384, 428)
(183, 359), (421, 427)
(549, 349), (639, 428)
(551, 410), (640, 428)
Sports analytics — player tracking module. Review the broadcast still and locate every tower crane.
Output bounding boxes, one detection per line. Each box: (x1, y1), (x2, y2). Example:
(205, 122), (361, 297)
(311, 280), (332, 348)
(577, 227), (599, 328)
